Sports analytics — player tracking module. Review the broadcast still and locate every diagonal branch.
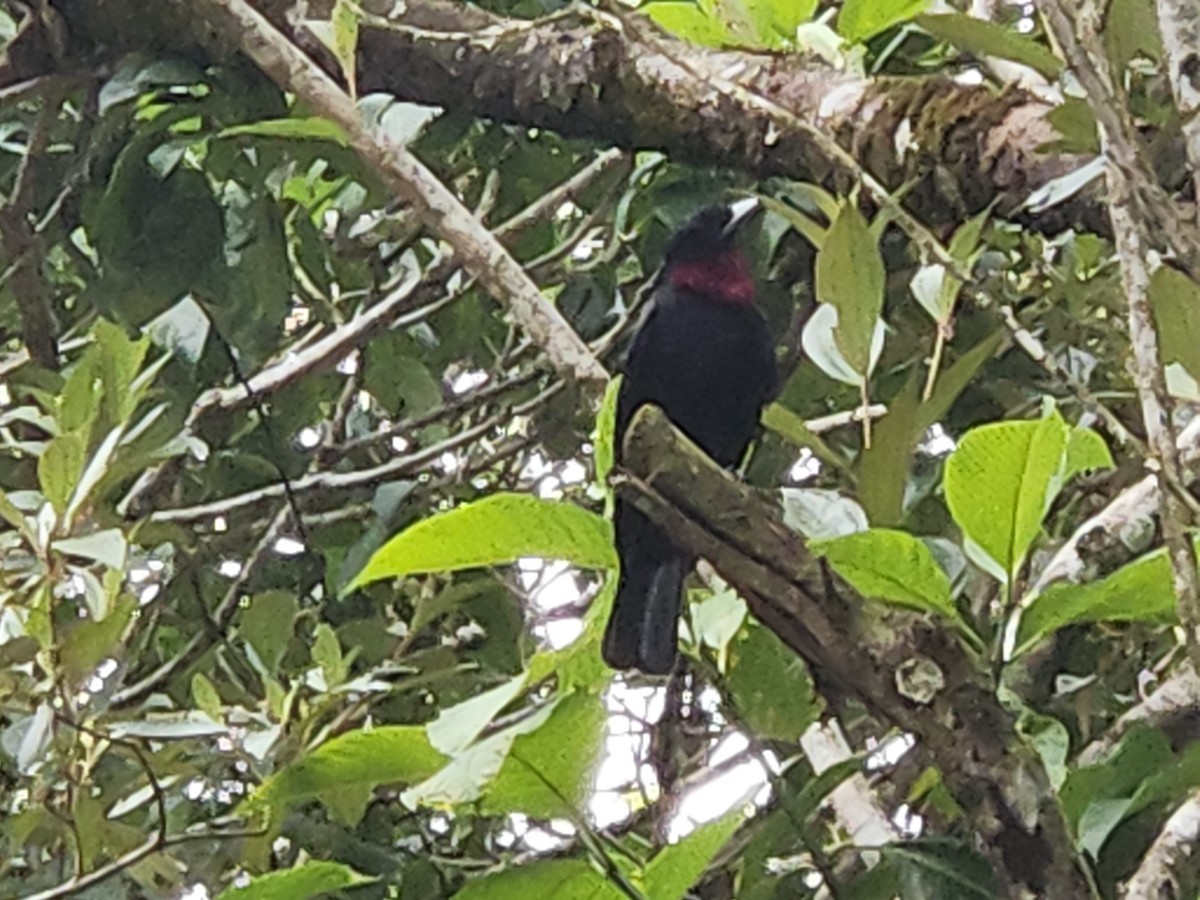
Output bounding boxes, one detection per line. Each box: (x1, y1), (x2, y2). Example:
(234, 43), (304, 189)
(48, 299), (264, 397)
(181, 0), (608, 388)
(617, 406), (1091, 899)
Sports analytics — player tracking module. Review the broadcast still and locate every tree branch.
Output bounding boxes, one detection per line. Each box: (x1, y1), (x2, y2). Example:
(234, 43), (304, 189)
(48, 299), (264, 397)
(1122, 791), (1200, 900)
(617, 405), (1091, 898)
(349, 0), (1116, 237)
(182, 0), (609, 387)
(1154, 0), (1200, 212)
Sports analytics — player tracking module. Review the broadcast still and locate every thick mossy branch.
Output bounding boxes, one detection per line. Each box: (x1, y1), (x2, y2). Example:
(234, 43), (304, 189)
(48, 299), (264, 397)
(13, 0), (1140, 238)
(355, 0), (1111, 235)
(619, 405), (1091, 899)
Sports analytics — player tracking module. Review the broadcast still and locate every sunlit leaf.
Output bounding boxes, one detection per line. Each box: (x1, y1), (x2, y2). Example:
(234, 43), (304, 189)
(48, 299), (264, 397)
(644, 809), (745, 900)
(812, 528), (960, 623)
(839, 0), (928, 43)
(643, 1), (730, 46)
(349, 494), (614, 590)
(453, 859), (617, 900)
(945, 412), (1076, 580)
(259, 726), (447, 815)
(215, 860), (374, 900)
(1014, 545), (1179, 655)
(482, 691), (606, 818)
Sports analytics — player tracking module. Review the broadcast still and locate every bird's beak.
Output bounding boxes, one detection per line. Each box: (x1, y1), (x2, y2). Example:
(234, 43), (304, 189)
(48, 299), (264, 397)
(723, 197), (761, 237)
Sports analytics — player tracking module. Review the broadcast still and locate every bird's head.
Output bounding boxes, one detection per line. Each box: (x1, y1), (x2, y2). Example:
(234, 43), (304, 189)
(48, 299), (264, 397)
(661, 198), (760, 304)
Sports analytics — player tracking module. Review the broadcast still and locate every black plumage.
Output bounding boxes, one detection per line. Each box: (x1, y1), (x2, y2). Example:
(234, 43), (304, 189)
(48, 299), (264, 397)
(602, 201), (776, 675)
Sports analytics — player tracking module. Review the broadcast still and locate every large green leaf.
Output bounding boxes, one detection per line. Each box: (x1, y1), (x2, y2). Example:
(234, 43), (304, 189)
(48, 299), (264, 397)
(642, 1), (729, 46)
(348, 493), (615, 590)
(453, 859), (619, 900)
(839, 0), (928, 43)
(744, 0), (818, 41)
(258, 726), (446, 816)
(815, 203), (885, 377)
(945, 411), (1109, 582)
(727, 623), (821, 741)
(644, 809), (745, 900)
(39, 433), (87, 517)
(812, 528), (960, 623)
(1014, 545), (1179, 655)
(482, 691), (606, 818)
(1059, 726), (1179, 856)
(215, 861), (373, 900)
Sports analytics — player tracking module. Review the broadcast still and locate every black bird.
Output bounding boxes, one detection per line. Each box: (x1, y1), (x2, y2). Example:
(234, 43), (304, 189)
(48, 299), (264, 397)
(602, 199), (776, 675)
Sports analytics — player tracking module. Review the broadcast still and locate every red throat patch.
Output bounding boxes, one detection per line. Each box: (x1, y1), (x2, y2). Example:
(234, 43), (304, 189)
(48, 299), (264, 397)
(667, 250), (755, 304)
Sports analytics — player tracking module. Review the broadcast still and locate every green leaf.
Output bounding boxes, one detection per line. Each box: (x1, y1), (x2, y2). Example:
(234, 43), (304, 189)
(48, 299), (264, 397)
(1059, 725), (1176, 854)
(311, 622), (346, 687)
(59, 351), (102, 444)
(191, 673), (223, 721)
(727, 623), (821, 741)
(742, 0), (818, 43)
(218, 117), (350, 146)
(38, 433), (87, 516)
(92, 139), (225, 318)
(94, 319), (151, 428)
(453, 859), (618, 900)
(1104, 0), (1162, 74)
(1151, 267), (1200, 384)
(858, 329), (1005, 526)
(427, 674), (528, 755)
(916, 14), (1063, 79)
(1064, 425), (1115, 480)
(594, 375), (621, 489)
(1127, 740), (1200, 819)
(691, 588), (748, 656)
(644, 809), (745, 900)
(60, 595), (136, 685)
(349, 494), (615, 590)
(53, 529), (128, 571)
(1014, 545), (1178, 655)
(404, 704), (557, 809)
(642, 2), (730, 47)
(812, 529), (959, 623)
(944, 413), (1070, 581)
(331, 0), (360, 93)
(146, 295), (210, 363)
(839, 0), (928, 43)
(1046, 100), (1100, 154)
(885, 839), (998, 900)
(815, 203), (885, 376)
(761, 192), (828, 250)
(258, 726), (447, 814)
(483, 691), (606, 818)
(215, 860), (374, 900)
(239, 591), (299, 673)
(1018, 711), (1071, 791)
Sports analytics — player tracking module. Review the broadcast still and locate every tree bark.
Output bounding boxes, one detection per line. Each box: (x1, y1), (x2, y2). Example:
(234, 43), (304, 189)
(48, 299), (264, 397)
(619, 405), (1093, 899)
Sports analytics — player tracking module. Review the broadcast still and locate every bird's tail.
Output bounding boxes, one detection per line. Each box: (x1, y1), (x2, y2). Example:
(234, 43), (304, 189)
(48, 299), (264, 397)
(602, 505), (686, 675)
